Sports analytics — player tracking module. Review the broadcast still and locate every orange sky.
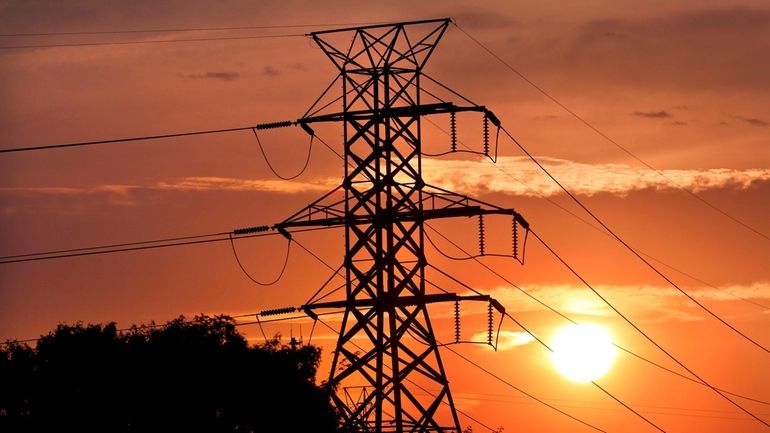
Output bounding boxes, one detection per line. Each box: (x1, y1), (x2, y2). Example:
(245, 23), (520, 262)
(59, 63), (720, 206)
(1, 1), (768, 432)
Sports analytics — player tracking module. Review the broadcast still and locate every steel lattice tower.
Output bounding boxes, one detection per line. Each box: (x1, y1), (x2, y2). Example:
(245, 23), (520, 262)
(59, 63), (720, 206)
(255, 18), (528, 432)
(314, 20), (458, 433)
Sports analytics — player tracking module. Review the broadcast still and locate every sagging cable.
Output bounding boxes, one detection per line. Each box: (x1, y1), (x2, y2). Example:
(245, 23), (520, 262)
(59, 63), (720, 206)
(229, 231), (292, 286)
(252, 125), (314, 180)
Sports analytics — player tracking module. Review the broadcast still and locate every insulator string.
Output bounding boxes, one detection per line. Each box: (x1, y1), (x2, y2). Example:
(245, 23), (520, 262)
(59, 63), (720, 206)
(478, 214), (486, 256)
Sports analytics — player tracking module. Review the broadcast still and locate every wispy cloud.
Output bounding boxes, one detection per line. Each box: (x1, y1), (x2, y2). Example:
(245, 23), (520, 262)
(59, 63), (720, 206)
(0, 177), (335, 214)
(153, 176), (336, 194)
(469, 330), (536, 351)
(732, 115), (769, 127)
(186, 71), (240, 81)
(0, 184), (139, 208)
(632, 110), (671, 119)
(421, 156), (770, 197)
(484, 282), (770, 323)
(3, 158), (768, 208)
(262, 66), (280, 77)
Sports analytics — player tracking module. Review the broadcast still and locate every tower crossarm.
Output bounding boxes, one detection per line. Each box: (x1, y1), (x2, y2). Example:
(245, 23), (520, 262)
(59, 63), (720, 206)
(299, 293), (504, 315)
(255, 103), (500, 134)
(272, 184), (527, 231)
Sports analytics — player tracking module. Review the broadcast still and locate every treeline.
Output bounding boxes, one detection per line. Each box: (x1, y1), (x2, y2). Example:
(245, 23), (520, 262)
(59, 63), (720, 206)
(0, 315), (340, 433)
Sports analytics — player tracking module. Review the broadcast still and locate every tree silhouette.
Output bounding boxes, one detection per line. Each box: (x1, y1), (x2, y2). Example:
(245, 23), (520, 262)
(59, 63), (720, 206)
(0, 315), (339, 433)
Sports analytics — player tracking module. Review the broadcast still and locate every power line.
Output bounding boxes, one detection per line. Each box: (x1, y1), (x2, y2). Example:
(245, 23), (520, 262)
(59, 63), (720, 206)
(0, 231), (227, 260)
(0, 232), (237, 264)
(312, 316), (559, 433)
(0, 309), (344, 347)
(427, 237), (770, 427)
(252, 128), (314, 180)
(529, 228), (770, 428)
(452, 22), (770, 244)
(427, 267), (667, 431)
(0, 21), (387, 37)
(500, 126), (769, 355)
(425, 227), (770, 406)
(229, 235), (292, 286)
(446, 390), (770, 421)
(291, 232), (608, 431)
(441, 345), (609, 433)
(0, 226), (333, 265)
(0, 126), (254, 154)
(420, 102), (767, 312)
(0, 33), (306, 50)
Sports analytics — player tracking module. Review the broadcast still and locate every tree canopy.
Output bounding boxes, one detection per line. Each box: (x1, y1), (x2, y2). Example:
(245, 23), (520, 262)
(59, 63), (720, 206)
(0, 315), (340, 433)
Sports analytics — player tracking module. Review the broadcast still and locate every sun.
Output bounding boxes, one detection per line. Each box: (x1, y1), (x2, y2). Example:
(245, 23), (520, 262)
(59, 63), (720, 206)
(550, 323), (617, 383)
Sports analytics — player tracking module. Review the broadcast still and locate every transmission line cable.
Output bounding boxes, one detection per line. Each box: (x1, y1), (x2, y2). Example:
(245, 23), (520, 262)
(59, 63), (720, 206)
(528, 227), (769, 427)
(500, 126), (769, 354)
(451, 22), (770, 243)
(229, 234), (292, 286)
(426, 270), (665, 431)
(439, 344), (609, 433)
(0, 231), (227, 260)
(312, 316), (585, 433)
(0, 34), (306, 50)
(429, 271), (765, 427)
(0, 232), (238, 264)
(0, 126), (255, 153)
(0, 310), (343, 347)
(290, 236), (342, 274)
(252, 128), (314, 180)
(299, 244), (654, 430)
(425, 226), (770, 406)
(0, 21), (387, 37)
(422, 111), (767, 311)
(0, 226), (332, 265)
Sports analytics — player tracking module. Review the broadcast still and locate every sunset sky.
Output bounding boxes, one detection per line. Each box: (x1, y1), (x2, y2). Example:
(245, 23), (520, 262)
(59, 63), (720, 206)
(1, 1), (768, 432)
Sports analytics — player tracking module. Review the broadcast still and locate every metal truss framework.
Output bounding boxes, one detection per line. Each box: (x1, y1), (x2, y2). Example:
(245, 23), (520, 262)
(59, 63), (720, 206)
(267, 19), (528, 433)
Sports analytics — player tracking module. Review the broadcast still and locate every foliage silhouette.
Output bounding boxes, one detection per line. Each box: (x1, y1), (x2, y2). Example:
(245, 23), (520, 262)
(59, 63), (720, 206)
(0, 315), (340, 433)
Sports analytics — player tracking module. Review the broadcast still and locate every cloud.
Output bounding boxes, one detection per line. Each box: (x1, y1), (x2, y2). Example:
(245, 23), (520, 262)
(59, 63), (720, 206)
(153, 176), (335, 194)
(632, 111), (671, 119)
(420, 156), (770, 197)
(0, 184), (140, 212)
(732, 115), (769, 127)
(186, 71), (240, 81)
(485, 282), (770, 323)
(0, 177), (336, 213)
(262, 66), (280, 77)
(450, 10), (517, 29)
(0, 184), (137, 195)
(4, 157), (769, 210)
(469, 330), (536, 351)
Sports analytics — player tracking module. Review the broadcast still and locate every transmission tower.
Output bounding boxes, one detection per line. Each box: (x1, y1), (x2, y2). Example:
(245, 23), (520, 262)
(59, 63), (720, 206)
(250, 18), (528, 432)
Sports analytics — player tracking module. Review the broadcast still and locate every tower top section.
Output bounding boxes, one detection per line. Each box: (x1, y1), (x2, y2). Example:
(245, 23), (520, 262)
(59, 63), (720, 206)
(310, 18), (451, 72)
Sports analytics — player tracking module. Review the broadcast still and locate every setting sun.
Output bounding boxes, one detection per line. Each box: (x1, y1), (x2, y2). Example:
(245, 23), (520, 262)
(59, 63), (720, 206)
(1, 3), (769, 433)
(551, 324), (617, 383)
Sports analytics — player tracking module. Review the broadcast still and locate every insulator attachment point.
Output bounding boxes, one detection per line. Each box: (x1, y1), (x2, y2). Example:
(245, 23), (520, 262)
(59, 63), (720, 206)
(233, 225), (270, 236)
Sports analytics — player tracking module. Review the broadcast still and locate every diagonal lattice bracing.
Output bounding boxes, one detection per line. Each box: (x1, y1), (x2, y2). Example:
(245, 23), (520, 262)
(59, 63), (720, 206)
(307, 19), (462, 432)
(259, 18), (530, 433)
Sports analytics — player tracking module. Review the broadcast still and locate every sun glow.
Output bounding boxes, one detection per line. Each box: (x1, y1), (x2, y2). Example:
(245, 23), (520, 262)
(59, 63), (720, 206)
(551, 324), (617, 383)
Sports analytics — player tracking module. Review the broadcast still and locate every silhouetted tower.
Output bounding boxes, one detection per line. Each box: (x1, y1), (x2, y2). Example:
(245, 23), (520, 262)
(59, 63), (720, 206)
(255, 18), (528, 432)
(314, 20), (459, 432)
